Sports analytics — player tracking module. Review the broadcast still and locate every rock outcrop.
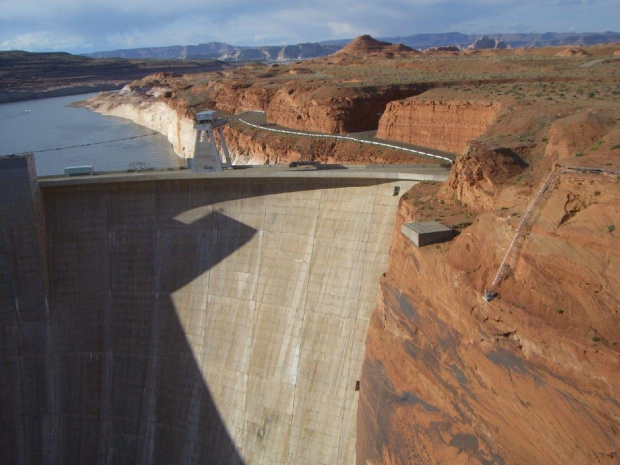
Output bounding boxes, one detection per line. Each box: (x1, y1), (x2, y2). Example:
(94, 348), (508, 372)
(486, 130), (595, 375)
(438, 142), (529, 211)
(468, 36), (509, 50)
(378, 99), (502, 155)
(555, 47), (591, 57)
(334, 35), (415, 56)
(265, 83), (428, 133)
(357, 170), (620, 464)
(211, 81), (274, 114)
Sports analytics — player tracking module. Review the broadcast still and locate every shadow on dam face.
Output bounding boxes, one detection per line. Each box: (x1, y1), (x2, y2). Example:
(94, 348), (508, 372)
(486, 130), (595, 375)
(1, 172), (408, 464)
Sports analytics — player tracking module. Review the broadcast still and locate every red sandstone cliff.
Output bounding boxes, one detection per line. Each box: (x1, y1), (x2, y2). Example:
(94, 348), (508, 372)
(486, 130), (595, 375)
(437, 143), (529, 212)
(211, 81), (274, 114)
(377, 99), (502, 155)
(357, 167), (620, 464)
(265, 83), (428, 133)
(222, 124), (432, 165)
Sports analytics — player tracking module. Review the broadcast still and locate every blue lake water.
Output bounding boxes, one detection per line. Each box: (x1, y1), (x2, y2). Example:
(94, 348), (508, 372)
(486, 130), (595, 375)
(0, 93), (184, 176)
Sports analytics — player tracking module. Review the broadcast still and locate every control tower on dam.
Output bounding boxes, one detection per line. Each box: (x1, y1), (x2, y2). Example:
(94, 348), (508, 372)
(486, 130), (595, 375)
(0, 156), (448, 464)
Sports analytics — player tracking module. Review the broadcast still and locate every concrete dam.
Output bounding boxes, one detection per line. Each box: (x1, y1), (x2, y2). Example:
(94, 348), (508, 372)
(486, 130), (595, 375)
(0, 156), (446, 464)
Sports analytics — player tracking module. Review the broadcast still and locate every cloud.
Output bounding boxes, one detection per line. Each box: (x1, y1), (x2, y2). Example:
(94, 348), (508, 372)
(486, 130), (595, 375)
(0, 0), (617, 53)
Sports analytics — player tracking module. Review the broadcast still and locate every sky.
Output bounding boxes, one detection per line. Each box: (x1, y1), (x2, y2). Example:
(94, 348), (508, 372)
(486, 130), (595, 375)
(0, 0), (618, 54)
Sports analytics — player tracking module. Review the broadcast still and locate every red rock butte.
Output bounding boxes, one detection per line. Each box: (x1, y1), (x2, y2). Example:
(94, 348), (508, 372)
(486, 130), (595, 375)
(334, 34), (415, 55)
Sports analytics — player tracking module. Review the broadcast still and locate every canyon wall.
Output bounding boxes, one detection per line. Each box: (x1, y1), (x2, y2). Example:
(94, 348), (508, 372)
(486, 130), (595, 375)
(86, 93), (197, 160)
(1, 160), (415, 464)
(85, 91), (442, 167)
(116, 79), (431, 139)
(223, 125), (438, 166)
(357, 171), (620, 464)
(377, 99), (501, 155)
(87, 92), (271, 164)
(266, 84), (429, 134)
(211, 82), (274, 115)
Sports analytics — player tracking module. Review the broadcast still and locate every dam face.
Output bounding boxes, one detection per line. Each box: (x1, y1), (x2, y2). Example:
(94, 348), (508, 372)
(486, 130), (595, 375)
(0, 158), (414, 464)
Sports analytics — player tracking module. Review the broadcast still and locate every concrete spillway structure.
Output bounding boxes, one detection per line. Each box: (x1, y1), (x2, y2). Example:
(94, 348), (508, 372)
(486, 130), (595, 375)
(0, 157), (438, 464)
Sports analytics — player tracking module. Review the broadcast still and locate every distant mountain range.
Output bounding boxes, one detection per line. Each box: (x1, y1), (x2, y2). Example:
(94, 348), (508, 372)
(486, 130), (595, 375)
(86, 42), (341, 61)
(387, 31), (620, 50)
(85, 31), (620, 61)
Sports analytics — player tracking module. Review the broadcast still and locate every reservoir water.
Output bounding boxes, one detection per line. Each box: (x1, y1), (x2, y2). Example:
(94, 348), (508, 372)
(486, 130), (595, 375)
(0, 93), (184, 176)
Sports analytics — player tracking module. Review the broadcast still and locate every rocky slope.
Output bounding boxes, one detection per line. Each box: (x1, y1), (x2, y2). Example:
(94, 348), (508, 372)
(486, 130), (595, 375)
(544, 112), (616, 161)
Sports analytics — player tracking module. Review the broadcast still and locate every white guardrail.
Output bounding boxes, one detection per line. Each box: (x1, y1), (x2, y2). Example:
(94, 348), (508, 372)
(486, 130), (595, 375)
(237, 115), (454, 164)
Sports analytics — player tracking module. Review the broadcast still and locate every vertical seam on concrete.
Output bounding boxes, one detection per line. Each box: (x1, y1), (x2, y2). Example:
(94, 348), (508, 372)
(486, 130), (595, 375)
(44, 296), (57, 465)
(193, 183), (214, 461)
(181, 184), (212, 463)
(335, 181), (380, 463)
(1, 230), (25, 464)
(37, 180), (56, 465)
(46, 190), (58, 465)
(239, 181), (266, 462)
(203, 181), (213, 375)
(287, 183), (322, 464)
(98, 187), (112, 465)
(14, 301), (26, 465)
(139, 186), (159, 465)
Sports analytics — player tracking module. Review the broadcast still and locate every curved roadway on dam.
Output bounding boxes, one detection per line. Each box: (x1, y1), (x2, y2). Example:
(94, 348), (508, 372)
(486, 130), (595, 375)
(1, 158), (448, 464)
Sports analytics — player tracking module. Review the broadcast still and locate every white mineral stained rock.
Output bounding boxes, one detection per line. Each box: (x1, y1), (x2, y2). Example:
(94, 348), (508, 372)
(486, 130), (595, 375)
(85, 91), (262, 165)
